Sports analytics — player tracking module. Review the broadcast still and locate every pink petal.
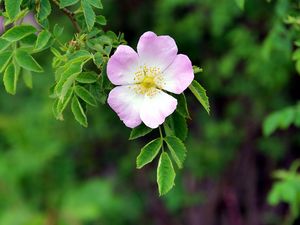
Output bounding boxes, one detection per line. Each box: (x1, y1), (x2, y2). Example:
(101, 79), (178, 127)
(140, 90), (177, 128)
(137, 31), (178, 70)
(108, 85), (144, 128)
(107, 45), (139, 85)
(162, 54), (194, 94)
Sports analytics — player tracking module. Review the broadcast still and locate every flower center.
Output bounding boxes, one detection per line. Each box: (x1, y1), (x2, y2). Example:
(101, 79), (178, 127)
(141, 76), (156, 89)
(132, 65), (165, 96)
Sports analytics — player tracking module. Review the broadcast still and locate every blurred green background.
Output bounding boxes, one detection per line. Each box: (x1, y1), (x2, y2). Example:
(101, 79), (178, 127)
(1, 0), (300, 224)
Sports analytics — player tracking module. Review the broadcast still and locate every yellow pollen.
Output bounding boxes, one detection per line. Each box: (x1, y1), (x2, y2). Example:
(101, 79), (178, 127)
(132, 65), (165, 96)
(141, 76), (155, 89)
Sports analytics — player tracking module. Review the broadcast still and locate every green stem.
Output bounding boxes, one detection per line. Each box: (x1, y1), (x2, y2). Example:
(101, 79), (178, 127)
(159, 126), (165, 152)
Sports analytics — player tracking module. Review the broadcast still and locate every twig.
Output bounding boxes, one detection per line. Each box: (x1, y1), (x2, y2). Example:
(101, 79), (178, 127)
(51, 0), (81, 33)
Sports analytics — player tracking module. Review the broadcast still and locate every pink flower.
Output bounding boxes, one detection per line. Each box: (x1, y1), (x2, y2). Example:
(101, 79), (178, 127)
(107, 31), (194, 129)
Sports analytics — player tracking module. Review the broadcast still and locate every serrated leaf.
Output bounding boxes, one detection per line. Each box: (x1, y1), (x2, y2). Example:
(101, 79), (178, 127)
(157, 152), (176, 196)
(164, 136), (186, 168)
(173, 113), (188, 141)
(2, 25), (37, 42)
(176, 94), (190, 118)
(93, 52), (103, 68)
(22, 70), (33, 89)
(189, 80), (210, 114)
(71, 96), (88, 127)
(87, 0), (103, 8)
(129, 124), (153, 140)
(37, 0), (51, 21)
(15, 49), (43, 72)
(60, 0), (79, 8)
(5, 0), (23, 20)
(74, 85), (97, 106)
(75, 72), (98, 83)
(136, 138), (162, 169)
(0, 51), (13, 73)
(0, 38), (11, 52)
(96, 15), (106, 25)
(235, 0), (245, 10)
(82, 0), (95, 31)
(35, 30), (51, 50)
(57, 88), (73, 114)
(3, 62), (19, 95)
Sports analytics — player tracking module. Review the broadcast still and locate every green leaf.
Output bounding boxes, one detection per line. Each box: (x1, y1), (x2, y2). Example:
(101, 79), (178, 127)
(71, 96), (88, 127)
(96, 15), (106, 25)
(93, 52), (104, 68)
(74, 85), (97, 106)
(157, 152), (176, 196)
(164, 136), (186, 168)
(53, 24), (64, 37)
(15, 49), (43, 72)
(235, 0), (245, 10)
(22, 70), (33, 89)
(193, 65), (203, 74)
(292, 49), (300, 61)
(263, 107), (295, 136)
(87, 0), (103, 8)
(189, 80), (210, 114)
(82, 0), (96, 31)
(136, 138), (162, 169)
(35, 30), (51, 50)
(129, 124), (153, 140)
(176, 94), (190, 118)
(60, 0), (79, 8)
(37, 0), (51, 21)
(173, 113), (188, 141)
(57, 88), (73, 115)
(0, 51), (13, 73)
(0, 38), (11, 52)
(75, 72), (98, 83)
(5, 0), (23, 20)
(2, 25), (37, 42)
(3, 62), (19, 95)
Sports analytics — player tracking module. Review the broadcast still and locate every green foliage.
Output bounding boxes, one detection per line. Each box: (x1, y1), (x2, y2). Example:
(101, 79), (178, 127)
(129, 124), (153, 140)
(4, 0), (23, 20)
(71, 95), (88, 127)
(235, 0), (245, 10)
(136, 138), (162, 169)
(3, 61), (19, 95)
(165, 136), (187, 169)
(268, 160), (300, 221)
(60, 0), (79, 8)
(263, 104), (300, 136)
(15, 49), (43, 73)
(189, 80), (210, 114)
(82, 0), (96, 31)
(157, 152), (176, 196)
(2, 25), (37, 42)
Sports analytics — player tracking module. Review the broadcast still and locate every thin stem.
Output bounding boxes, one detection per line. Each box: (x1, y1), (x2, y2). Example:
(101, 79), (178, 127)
(159, 126), (165, 152)
(51, 0), (81, 33)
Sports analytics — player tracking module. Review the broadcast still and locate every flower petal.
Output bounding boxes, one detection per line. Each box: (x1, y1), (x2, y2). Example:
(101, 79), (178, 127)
(140, 90), (177, 128)
(108, 85), (144, 128)
(137, 31), (178, 70)
(161, 54), (194, 94)
(107, 45), (139, 85)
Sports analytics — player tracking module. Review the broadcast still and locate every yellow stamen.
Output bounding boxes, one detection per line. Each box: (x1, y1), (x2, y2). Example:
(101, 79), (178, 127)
(132, 65), (165, 96)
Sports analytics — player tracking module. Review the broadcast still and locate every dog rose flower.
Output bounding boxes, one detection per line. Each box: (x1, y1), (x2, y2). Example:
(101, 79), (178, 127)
(107, 31), (194, 128)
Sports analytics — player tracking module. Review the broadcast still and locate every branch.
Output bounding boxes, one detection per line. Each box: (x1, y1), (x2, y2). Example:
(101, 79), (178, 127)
(51, 0), (81, 33)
